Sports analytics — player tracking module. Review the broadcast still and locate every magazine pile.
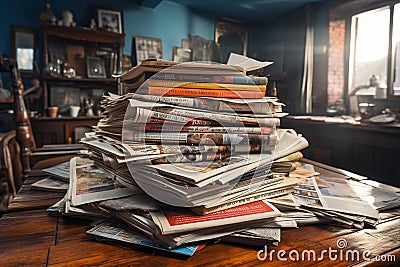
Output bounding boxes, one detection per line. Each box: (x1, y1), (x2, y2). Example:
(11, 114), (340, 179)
(42, 59), (400, 257)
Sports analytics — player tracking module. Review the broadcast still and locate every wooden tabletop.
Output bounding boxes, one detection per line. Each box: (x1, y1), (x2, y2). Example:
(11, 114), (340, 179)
(1, 163), (400, 266)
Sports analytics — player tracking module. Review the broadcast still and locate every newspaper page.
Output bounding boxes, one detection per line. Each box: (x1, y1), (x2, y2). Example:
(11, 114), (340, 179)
(293, 176), (379, 220)
(152, 153), (273, 186)
(69, 157), (133, 206)
(87, 221), (201, 256)
(273, 129), (309, 160)
(42, 161), (71, 181)
(150, 200), (281, 235)
(31, 177), (69, 192)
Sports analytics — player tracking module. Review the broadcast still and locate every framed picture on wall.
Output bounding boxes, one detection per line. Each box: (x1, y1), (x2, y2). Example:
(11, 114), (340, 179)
(173, 47), (192, 62)
(86, 56), (107, 78)
(215, 20), (248, 63)
(96, 7), (123, 33)
(131, 35), (163, 66)
(10, 25), (38, 74)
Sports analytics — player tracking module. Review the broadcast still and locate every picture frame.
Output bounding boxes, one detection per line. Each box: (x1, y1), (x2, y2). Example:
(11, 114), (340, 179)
(131, 35), (163, 66)
(215, 20), (248, 63)
(86, 56), (107, 78)
(173, 47), (192, 62)
(10, 25), (38, 74)
(96, 7), (123, 33)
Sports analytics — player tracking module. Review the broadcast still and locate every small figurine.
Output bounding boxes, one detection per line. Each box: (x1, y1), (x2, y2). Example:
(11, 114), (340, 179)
(90, 18), (97, 30)
(40, 1), (57, 25)
(62, 10), (76, 27)
(84, 98), (94, 117)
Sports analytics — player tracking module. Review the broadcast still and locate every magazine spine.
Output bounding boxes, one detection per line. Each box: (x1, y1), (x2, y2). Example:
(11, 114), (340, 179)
(130, 132), (278, 145)
(196, 188), (294, 215)
(147, 80), (266, 92)
(135, 124), (274, 134)
(133, 94), (270, 114)
(146, 86), (265, 99)
(150, 200), (280, 235)
(133, 107), (280, 126)
(156, 73), (267, 84)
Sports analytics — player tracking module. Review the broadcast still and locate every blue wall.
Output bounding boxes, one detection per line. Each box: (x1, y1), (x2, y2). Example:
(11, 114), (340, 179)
(0, 0), (216, 62)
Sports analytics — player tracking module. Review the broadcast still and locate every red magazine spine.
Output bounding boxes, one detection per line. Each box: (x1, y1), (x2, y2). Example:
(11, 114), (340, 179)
(147, 86), (265, 99)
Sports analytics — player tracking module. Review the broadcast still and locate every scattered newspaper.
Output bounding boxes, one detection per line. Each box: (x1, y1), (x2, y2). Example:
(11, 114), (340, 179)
(292, 175), (380, 227)
(67, 157), (134, 207)
(227, 53), (273, 72)
(42, 161), (71, 182)
(31, 177), (69, 192)
(87, 221), (202, 256)
(150, 200), (281, 235)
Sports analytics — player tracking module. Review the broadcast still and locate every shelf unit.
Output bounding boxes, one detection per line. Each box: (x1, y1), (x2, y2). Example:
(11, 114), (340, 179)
(41, 24), (125, 115)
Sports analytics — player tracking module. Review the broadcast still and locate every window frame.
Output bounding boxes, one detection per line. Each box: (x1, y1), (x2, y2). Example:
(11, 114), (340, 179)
(345, 1), (399, 100)
(328, 0), (400, 115)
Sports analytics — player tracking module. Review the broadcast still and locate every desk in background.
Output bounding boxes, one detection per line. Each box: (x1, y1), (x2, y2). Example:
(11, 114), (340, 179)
(282, 116), (400, 187)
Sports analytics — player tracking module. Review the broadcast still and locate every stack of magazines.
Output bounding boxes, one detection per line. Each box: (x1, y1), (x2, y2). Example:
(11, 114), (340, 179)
(69, 61), (313, 251)
(46, 61), (319, 255)
(39, 59), (400, 256)
(82, 62), (309, 207)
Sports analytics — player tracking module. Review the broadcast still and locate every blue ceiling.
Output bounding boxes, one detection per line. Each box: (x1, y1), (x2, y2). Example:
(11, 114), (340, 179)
(167, 0), (328, 22)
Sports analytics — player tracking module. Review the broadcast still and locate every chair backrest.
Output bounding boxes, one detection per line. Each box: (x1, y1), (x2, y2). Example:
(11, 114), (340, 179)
(1, 57), (35, 174)
(0, 130), (23, 200)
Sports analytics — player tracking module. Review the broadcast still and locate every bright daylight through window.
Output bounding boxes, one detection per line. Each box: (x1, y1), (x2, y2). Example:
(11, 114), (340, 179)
(349, 7), (389, 99)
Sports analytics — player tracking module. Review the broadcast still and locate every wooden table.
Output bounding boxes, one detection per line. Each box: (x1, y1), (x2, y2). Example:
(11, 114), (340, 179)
(1, 163), (400, 266)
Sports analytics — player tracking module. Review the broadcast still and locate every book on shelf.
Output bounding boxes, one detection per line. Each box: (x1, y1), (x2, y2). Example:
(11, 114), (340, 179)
(145, 86), (265, 99)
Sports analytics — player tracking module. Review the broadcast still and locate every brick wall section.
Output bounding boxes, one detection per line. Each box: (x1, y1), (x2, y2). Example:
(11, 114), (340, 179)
(327, 19), (345, 105)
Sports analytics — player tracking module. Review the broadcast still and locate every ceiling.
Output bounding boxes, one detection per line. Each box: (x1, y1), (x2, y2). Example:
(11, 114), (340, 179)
(166, 0), (328, 23)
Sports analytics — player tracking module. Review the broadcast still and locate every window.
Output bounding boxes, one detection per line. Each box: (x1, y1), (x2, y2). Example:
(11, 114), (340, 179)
(328, 1), (400, 115)
(348, 7), (389, 97)
(392, 3), (400, 95)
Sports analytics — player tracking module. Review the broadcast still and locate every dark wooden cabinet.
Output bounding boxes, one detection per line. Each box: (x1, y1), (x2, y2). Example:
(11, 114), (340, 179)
(30, 116), (100, 146)
(41, 24), (124, 115)
(282, 116), (400, 187)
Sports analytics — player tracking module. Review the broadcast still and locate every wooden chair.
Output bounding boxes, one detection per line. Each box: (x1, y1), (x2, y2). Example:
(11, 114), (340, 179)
(1, 56), (82, 175)
(0, 130), (23, 205)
